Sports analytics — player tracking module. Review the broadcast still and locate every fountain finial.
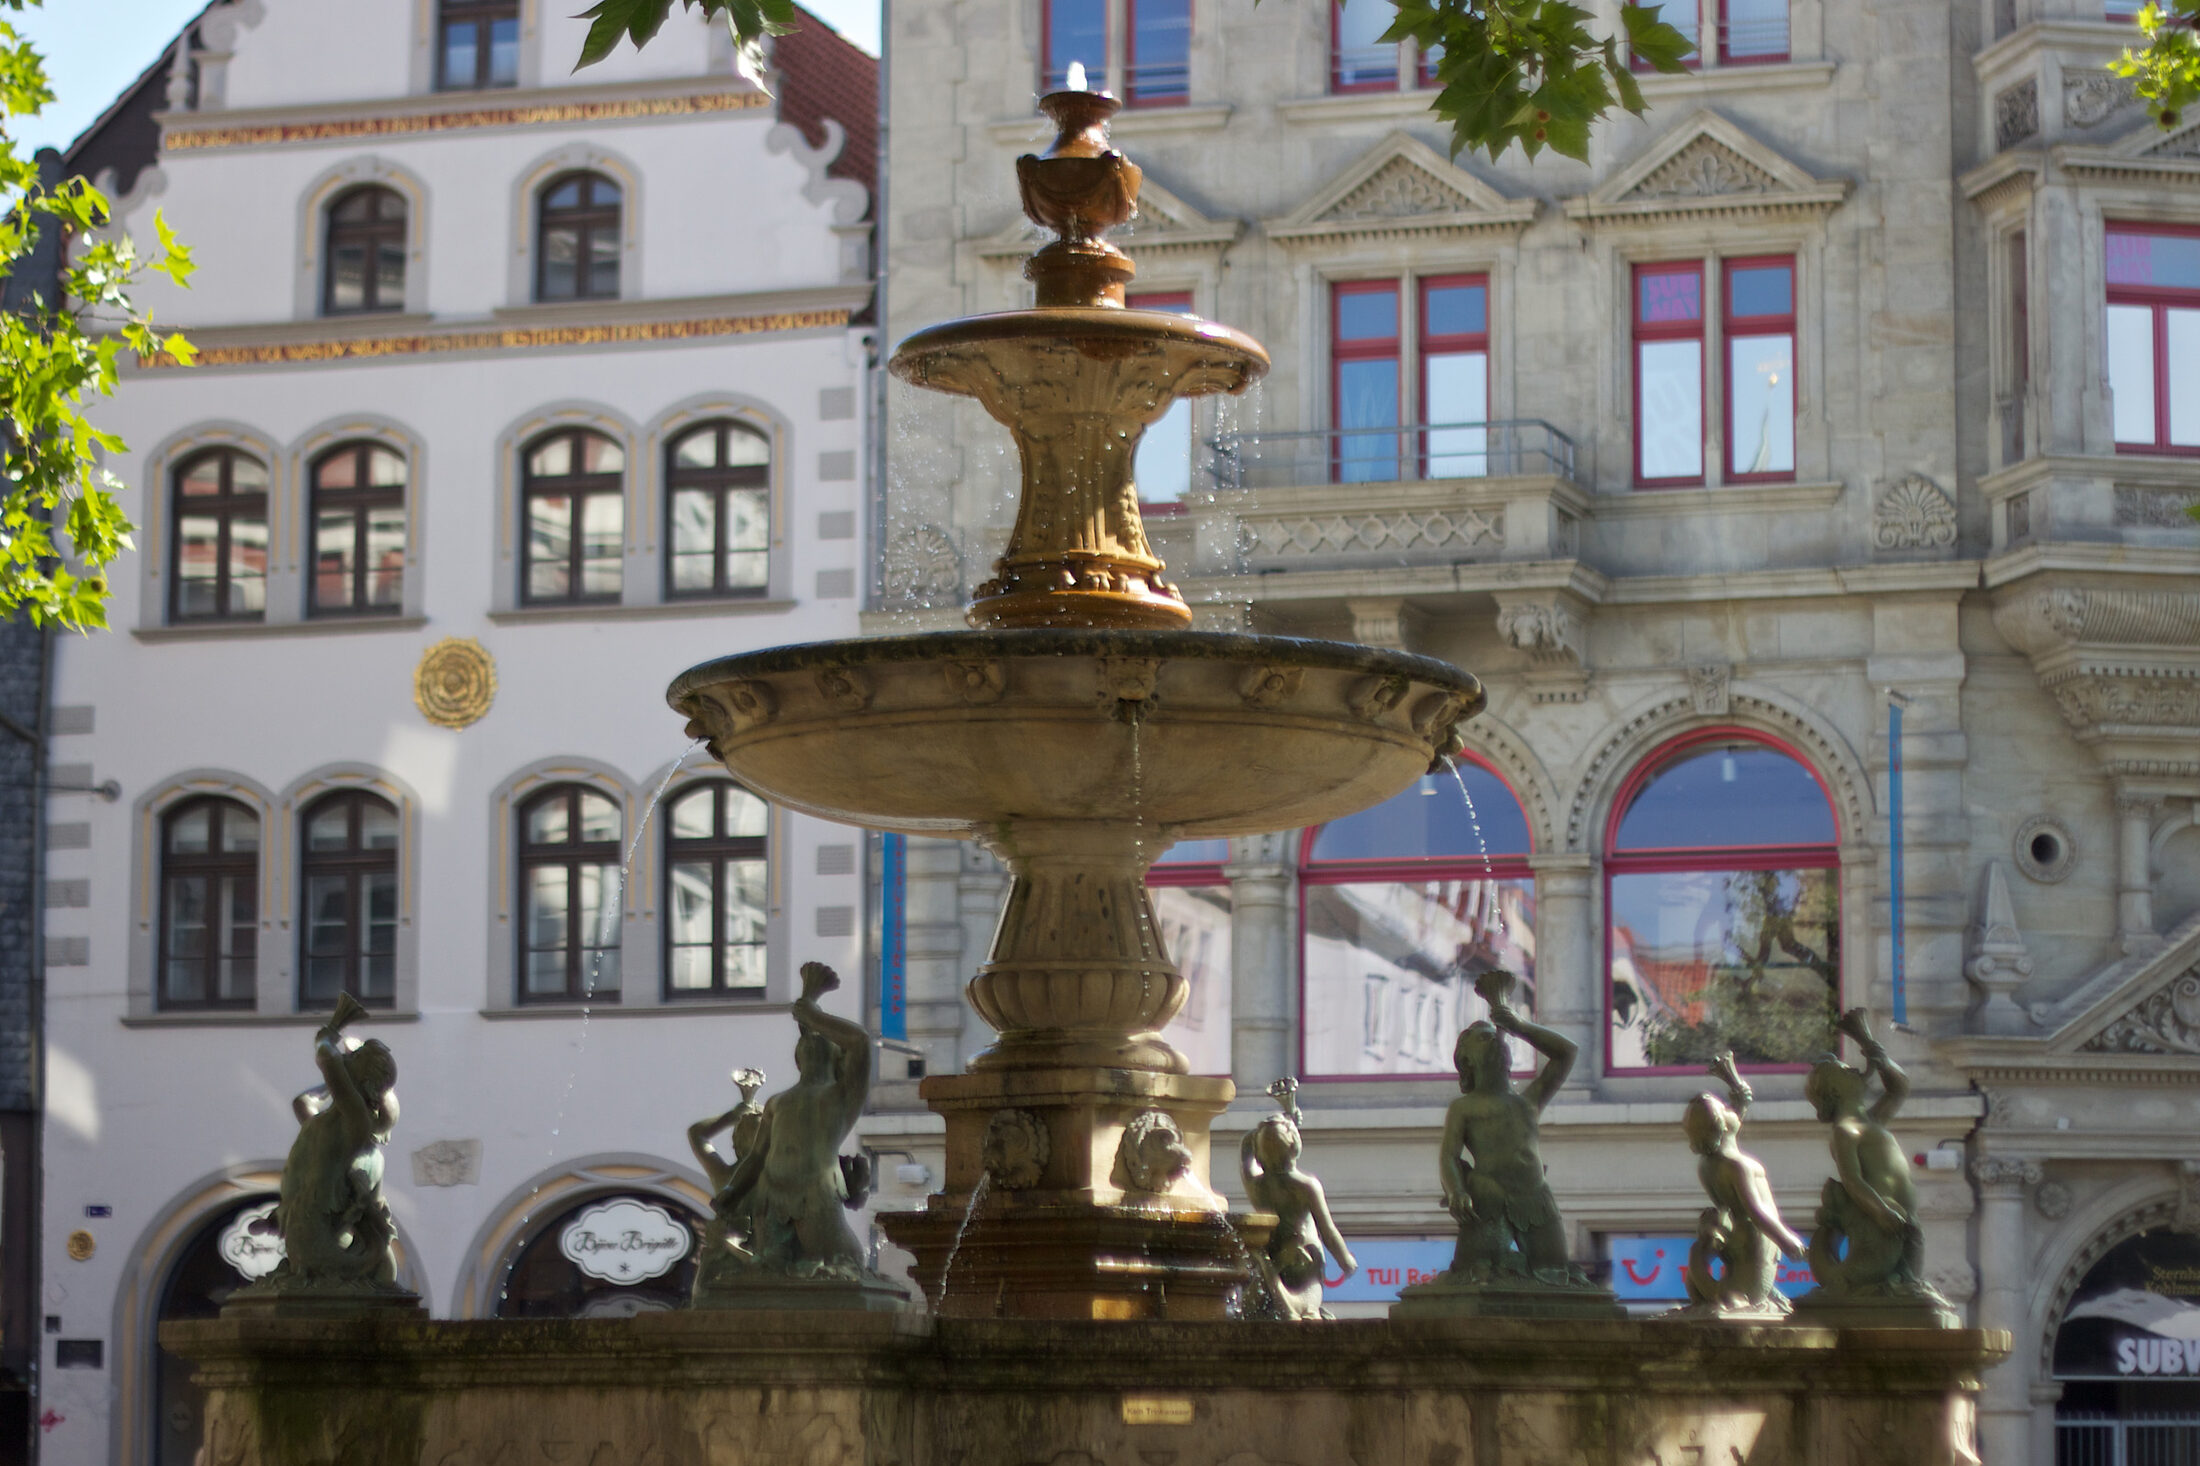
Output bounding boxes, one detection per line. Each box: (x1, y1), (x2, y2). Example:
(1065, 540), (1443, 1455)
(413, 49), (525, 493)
(1017, 69), (1142, 307)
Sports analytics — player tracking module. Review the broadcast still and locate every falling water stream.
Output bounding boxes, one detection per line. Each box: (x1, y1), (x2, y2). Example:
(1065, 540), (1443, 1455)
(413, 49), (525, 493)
(935, 1172), (992, 1307)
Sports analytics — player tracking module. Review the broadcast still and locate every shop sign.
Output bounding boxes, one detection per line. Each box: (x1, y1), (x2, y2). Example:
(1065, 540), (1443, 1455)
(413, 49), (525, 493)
(1604, 1235), (1815, 1303)
(558, 1198), (692, 1284)
(218, 1201), (285, 1281)
(2054, 1229), (2200, 1380)
(1321, 1239), (1454, 1303)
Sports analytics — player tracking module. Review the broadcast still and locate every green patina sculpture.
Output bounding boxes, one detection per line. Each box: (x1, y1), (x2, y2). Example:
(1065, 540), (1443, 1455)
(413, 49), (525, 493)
(687, 1065), (768, 1298)
(1793, 1008), (1956, 1324)
(244, 993), (410, 1301)
(1240, 1078), (1356, 1320)
(1680, 1050), (1805, 1317)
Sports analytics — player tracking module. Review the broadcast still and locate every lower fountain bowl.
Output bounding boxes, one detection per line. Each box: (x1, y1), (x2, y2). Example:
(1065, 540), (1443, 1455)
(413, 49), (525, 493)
(666, 629), (1483, 841)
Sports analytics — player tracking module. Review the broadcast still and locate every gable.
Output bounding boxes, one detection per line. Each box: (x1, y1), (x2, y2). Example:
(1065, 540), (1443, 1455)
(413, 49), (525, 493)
(2045, 913), (2200, 1057)
(1566, 110), (1849, 224)
(1265, 131), (1536, 245)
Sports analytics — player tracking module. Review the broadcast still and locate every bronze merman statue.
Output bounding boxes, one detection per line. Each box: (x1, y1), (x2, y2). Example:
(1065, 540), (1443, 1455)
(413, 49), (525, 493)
(1240, 1078), (1356, 1320)
(1394, 971), (1622, 1319)
(1789, 1008), (1957, 1327)
(231, 993), (416, 1310)
(1677, 1051), (1805, 1318)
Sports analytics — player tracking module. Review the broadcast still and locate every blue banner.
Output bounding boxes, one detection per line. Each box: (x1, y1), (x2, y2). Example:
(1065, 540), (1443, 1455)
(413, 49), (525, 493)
(1320, 1239), (1455, 1303)
(879, 833), (906, 1040)
(1605, 1234), (1815, 1302)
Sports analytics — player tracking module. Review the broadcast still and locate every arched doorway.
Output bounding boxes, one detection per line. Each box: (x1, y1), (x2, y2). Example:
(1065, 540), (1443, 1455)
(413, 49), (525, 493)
(151, 1194), (280, 1464)
(2053, 1225), (2200, 1460)
(492, 1190), (707, 1318)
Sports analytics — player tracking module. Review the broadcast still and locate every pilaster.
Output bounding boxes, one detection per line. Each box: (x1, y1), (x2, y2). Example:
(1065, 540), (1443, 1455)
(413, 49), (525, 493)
(1225, 831), (1296, 1090)
(1529, 852), (1596, 1083)
(1971, 1154), (2043, 1466)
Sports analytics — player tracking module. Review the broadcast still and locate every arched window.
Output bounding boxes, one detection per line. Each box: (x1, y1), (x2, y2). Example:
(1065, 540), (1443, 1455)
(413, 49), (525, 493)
(1300, 757), (1536, 1078)
(322, 186), (406, 315)
(663, 781), (769, 998)
(493, 1190), (703, 1317)
(666, 421), (771, 598)
(536, 172), (621, 302)
(438, 0), (519, 89)
(159, 797), (259, 1010)
(309, 442), (406, 615)
(299, 791), (400, 1008)
(1605, 731), (1839, 1072)
(522, 429), (625, 605)
(170, 448), (268, 623)
(518, 784), (623, 1002)
(1148, 837), (1232, 1075)
(152, 1194), (280, 1464)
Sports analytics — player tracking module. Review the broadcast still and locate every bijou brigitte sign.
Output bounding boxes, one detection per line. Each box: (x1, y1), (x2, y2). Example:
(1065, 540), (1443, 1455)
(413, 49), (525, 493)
(218, 1199), (285, 1281)
(559, 1198), (693, 1284)
(2054, 1229), (2200, 1379)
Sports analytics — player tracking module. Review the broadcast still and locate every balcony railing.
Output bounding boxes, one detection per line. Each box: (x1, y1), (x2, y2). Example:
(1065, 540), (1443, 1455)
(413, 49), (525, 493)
(1207, 419), (1577, 493)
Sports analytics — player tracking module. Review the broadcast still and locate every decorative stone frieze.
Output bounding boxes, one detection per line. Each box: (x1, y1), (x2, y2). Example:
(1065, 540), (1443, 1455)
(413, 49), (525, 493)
(2066, 70), (2140, 129)
(2116, 487), (2200, 528)
(1872, 474), (1958, 552)
(1994, 80), (2039, 152)
(1990, 582), (2200, 782)
(2079, 965), (2200, 1054)
(1971, 1155), (2042, 1192)
(1248, 507), (1500, 560)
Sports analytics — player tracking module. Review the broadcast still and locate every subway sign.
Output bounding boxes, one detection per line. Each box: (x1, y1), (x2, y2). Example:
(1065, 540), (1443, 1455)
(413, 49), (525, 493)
(2055, 1229), (2200, 1380)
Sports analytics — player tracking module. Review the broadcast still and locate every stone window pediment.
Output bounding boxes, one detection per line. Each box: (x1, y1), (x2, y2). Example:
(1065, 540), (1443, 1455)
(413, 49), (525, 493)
(1564, 110), (1849, 225)
(1263, 130), (1537, 246)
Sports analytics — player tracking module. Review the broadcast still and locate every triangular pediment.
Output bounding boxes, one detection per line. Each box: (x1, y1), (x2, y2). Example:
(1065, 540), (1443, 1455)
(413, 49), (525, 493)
(2124, 115), (2200, 159)
(1265, 131), (1536, 244)
(1566, 110), (1849, 224)
(2049, 111), (2200, 183)
(2043, 913), (2200, 1058)
(976, 176), (1243, 261)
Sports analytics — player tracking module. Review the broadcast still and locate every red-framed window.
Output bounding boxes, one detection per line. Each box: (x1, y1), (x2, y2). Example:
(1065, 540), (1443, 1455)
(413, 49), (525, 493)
(1125, 0), (1190, 106)
(1604, 730), (1839, 1075)
(1628, 0), (1700, 70)
(2106, 223), (2200, 454)
(1722, 256), (1796, 481)
(1634, 262), (1705, 485)
(1299, 757), (1537, 1080)
(1332, 275), (1490, 484)
(1042, 0), (1107, 93)
(1719, 0), (1788, 63)
(1129, 291), (1197, 508)
(1332, 0), (1398, 92)
(1149, 837), (1232, 1075)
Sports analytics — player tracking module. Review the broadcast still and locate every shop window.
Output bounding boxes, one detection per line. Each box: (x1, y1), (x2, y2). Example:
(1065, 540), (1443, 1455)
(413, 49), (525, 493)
(1149, 837), (1232, 1075)
(663, 781), (769, 998)
(322, 186), (406, 315)
(1300, 757), (1537, 1079)
(1604, 732), (1839, 1072)
(1129, 292), (1196, 507)
(2106, 223), (2200, 454)
(159, 797), (259, 1010)
(152, 1195), (281, 1465)
(438, 0), (519, 90)
(1331, 274), (1489, 484)
(536, 172), (621, 302)
(299, 790), (400, 1009)
(518, 784), (623, 1003)
(493, 1191), (704, 1317)
(521, 428), (625, 605)
(309, 441), (406, 615)
(665, 420), (770, 598)
(170, 447), (269, 623)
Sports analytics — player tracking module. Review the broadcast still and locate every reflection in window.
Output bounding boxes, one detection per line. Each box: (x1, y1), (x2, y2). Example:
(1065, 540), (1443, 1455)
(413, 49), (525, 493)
(663, 782), (769, 998)
(1301, 758), (1537, 1078)
(1605, 736), (1839, 1071)
(1150, 837), (1232, 1075)
(1333, 0), (1398, 91)
(171, 448), (269, 622)
(2107, 223), (2200, 453)
(1042, 0), (1106, 92)
(1125, 0), (1190, 105)
(519, 785), (623, 1002)
(300, 791), (399, 1008)
(1634, 262), (1704, 485)
(522, 428), (625, 605)
(1725, 258), (1795, 479)
(160, 797), (259, 1009)
(666, 421), (771, 597)
(536, 172), (622, 302)
(439, 0), (519, 90)
(323, 186), (406, 315)
(1129, 293), (1196, 505)
(1718, 0), (1789, 62)
(311, 442), (406, 615)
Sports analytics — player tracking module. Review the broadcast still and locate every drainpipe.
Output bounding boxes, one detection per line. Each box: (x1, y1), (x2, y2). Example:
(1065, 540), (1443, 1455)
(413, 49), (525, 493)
(865, 0), (891, 610)
(1887, 690), (1908, 1028)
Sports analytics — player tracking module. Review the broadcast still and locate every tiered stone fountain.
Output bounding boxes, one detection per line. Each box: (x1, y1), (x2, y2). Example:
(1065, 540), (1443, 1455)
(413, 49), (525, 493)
(166, 82), (2007, 1465)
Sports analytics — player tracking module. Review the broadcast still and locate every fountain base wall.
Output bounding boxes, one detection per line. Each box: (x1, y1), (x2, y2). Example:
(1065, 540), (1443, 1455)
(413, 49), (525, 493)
(167, 1311), (2004, 1466)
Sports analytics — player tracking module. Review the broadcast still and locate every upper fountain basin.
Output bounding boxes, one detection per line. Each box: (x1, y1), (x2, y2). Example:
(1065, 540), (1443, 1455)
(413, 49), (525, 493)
(890, 309), (1269, 401)
(668, 630), (1481, 840)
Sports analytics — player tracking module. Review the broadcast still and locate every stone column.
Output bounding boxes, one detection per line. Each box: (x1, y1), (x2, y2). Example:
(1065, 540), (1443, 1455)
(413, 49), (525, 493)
(1972, 1154), (2042, 1466)
(902, 834), (972, 1076)
(1528, 853), (1596, 1084)
(2117, 791), (2164, 954)
(1225, 831), (1295, 1090)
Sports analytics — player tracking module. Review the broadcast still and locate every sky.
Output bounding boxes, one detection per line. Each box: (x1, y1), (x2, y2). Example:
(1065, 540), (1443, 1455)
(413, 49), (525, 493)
(14, 0), (883, 157)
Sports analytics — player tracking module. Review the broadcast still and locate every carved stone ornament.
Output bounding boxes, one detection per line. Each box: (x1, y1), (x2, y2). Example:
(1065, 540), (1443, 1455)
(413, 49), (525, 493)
(1114, 1109), (1193, 1193)
(1096, 657), (1162, 706)
(1638, 138), (1776, 198)
(2066, 70), (2141, 128)
(1873, 475), (1958, 551)
(2050, 674), (2200, 732)
(942, 658), (1006, 705)
(1330, 158), (1463, 220)
(2035, 1180), (2074, 1220)
(1246, 506), (1500, 560)
(815, 666), (872, 714)
(884, 523), (962, 603)
(413, 637), (496, 730)
(713, 679), (780, 733)
(1237, 664), (1304, 708)
(1497, 599), (1585, 665)
(1347, 673), (1411, 721)
(410, 1138), (482, 1188)
(2081, 966), (2200, 1055)
(2116, 487), (2200, 528)
(1996, 80), (2040, 151)
(1688, 664), (1731, 716)
(981, 1108), (1050, 1189)
(1970, 1156), (2042, 1191)
(1967, 862), (2034, 1035)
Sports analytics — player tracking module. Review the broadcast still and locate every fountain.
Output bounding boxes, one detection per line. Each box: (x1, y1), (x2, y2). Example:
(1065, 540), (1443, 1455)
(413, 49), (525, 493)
(163, 80), (2008, 1466)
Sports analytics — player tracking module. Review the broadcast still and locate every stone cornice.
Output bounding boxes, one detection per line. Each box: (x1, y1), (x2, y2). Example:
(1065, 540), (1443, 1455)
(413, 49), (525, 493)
(1587, 480), (1842, 518)
(1970, 18), (2135, 77)
(159, 76), (770, 153)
